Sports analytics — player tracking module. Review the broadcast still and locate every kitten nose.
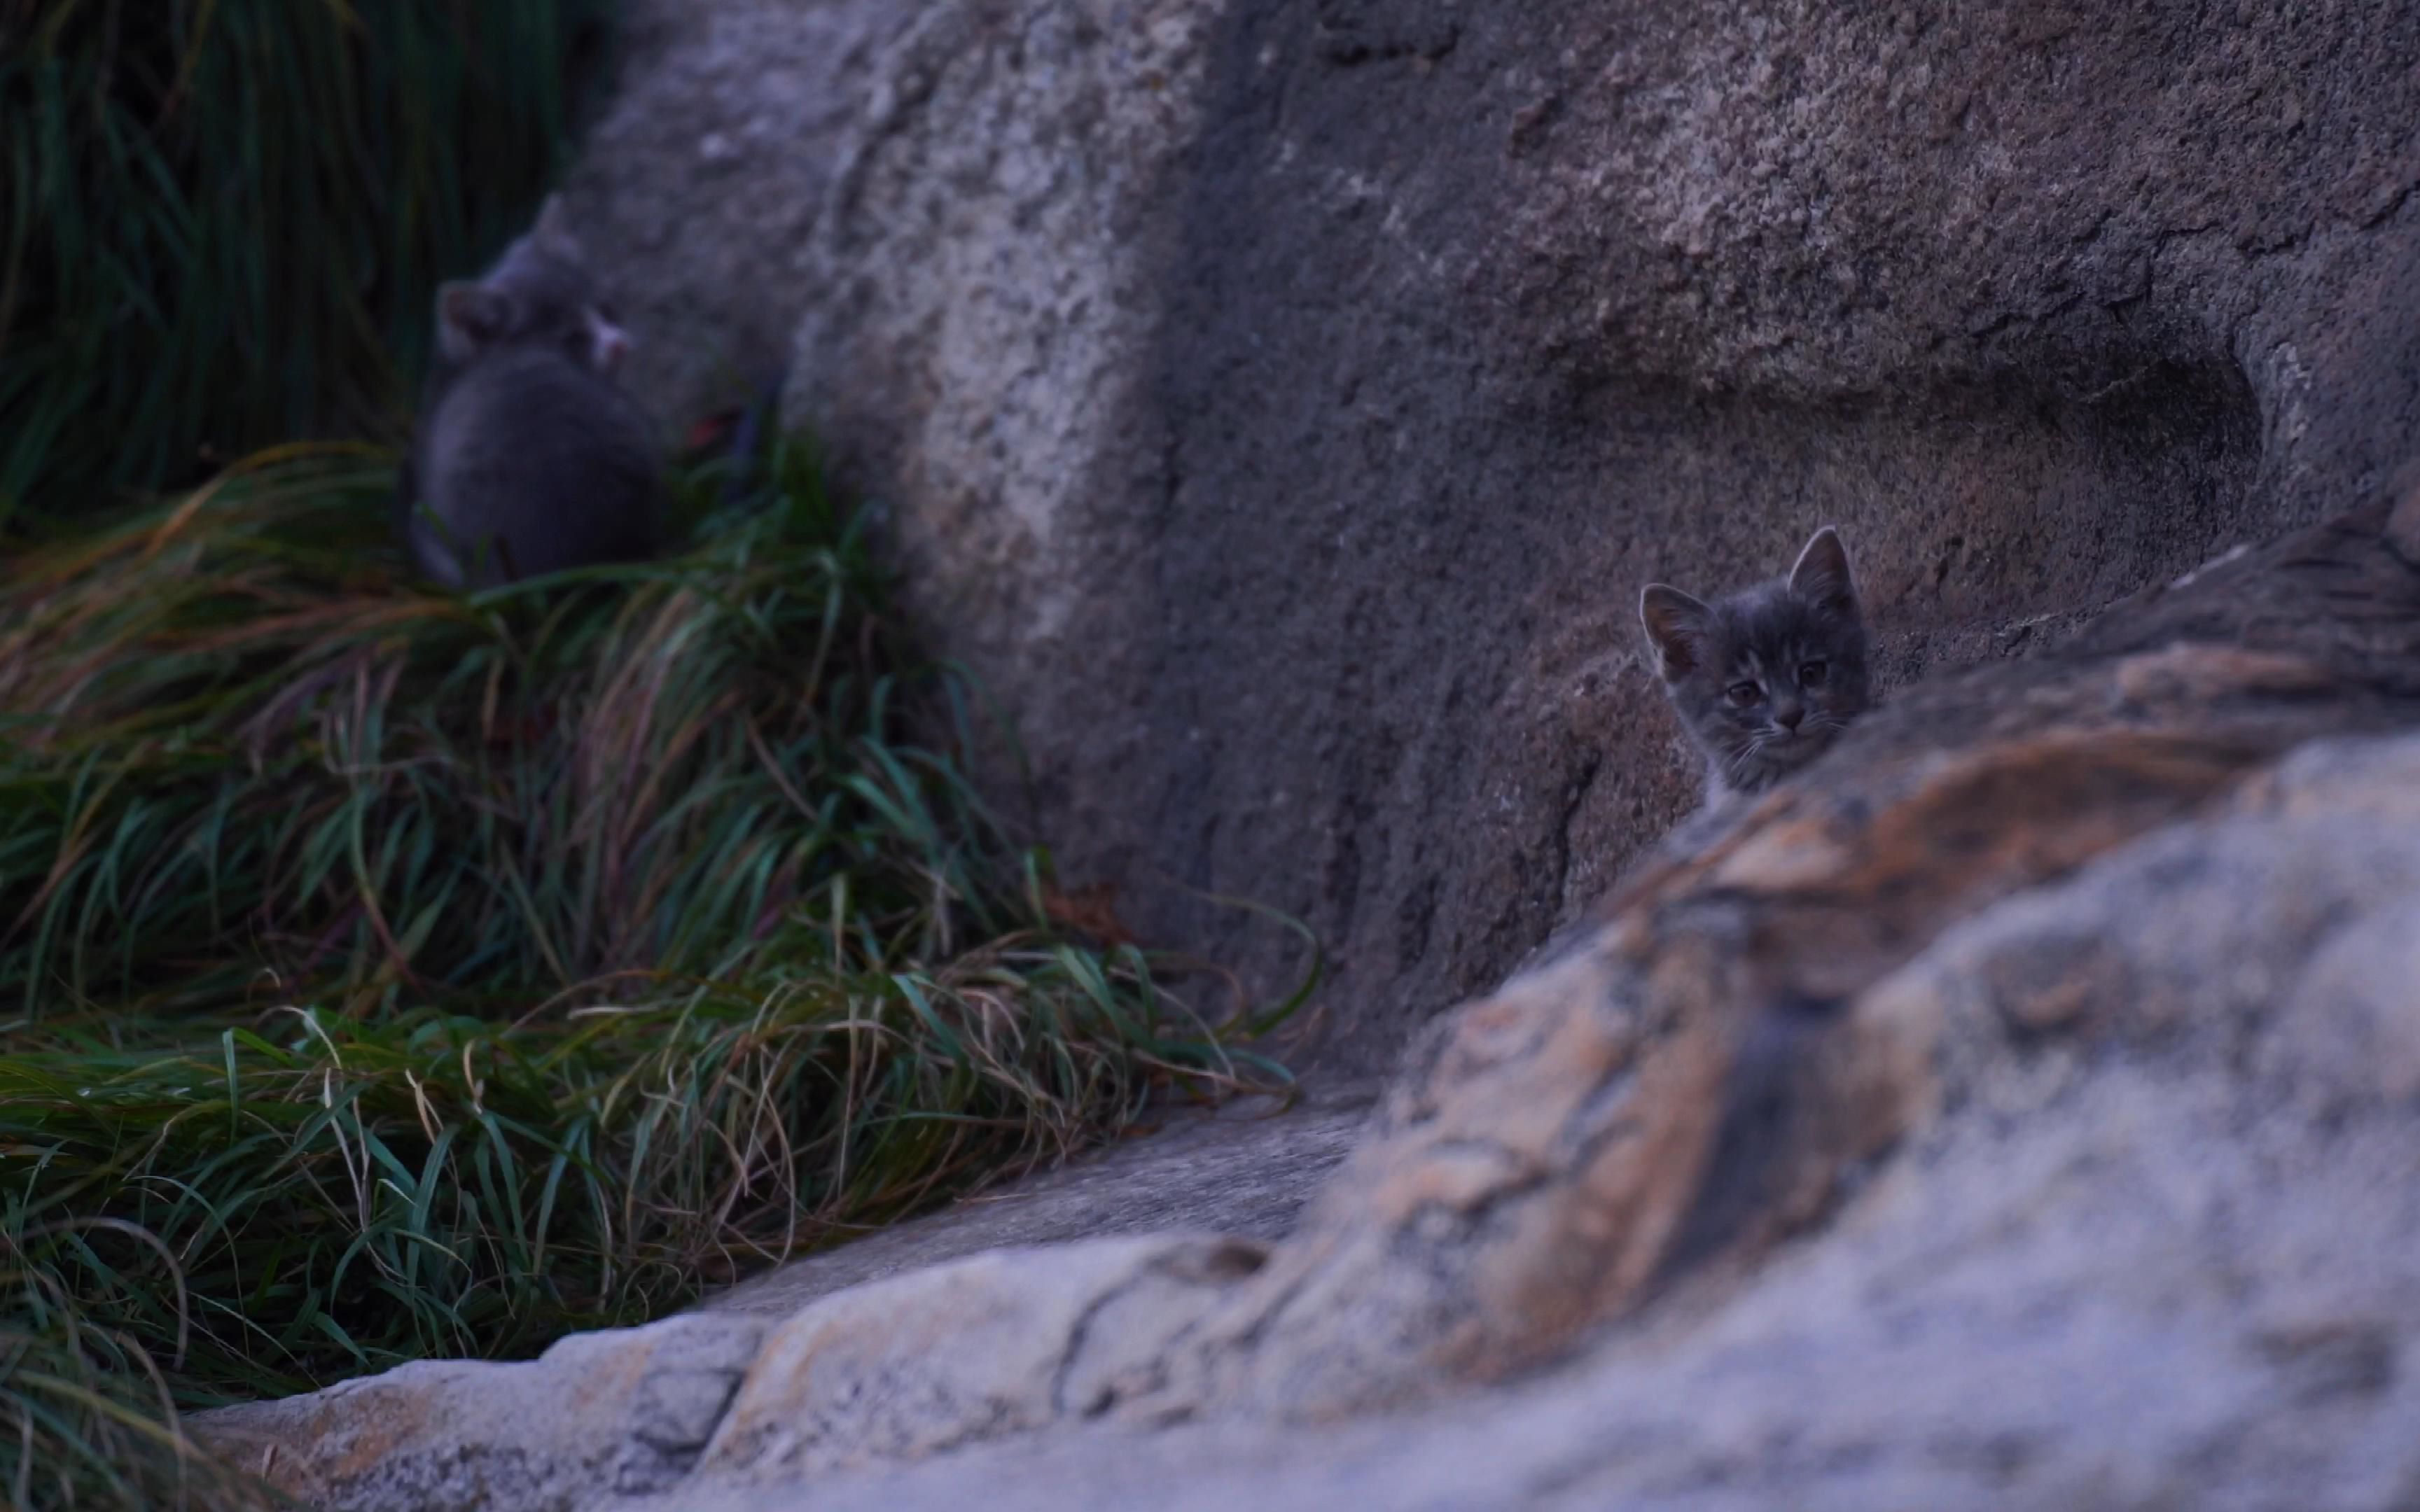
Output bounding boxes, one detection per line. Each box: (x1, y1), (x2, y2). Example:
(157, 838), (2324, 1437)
(1776, 704), (1804, 731)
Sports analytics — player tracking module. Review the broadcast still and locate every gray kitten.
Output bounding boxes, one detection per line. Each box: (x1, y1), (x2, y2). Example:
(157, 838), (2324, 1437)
(396, 195), (662, 588)
(1639, 526), (1871, 810)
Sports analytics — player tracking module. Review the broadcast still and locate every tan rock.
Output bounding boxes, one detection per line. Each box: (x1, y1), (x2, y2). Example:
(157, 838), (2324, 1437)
(194, 1312), (765, 1510)
(700, 1234), (1265, 1481)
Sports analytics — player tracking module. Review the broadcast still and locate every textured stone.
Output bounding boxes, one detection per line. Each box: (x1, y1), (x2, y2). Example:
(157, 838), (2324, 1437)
(194, 1312), (765, 1510)
(737, 0), (2420, 1079)
(639, 718), (2420, 1504)
(1068, 500), (2420, 1423)
(195, 1234), (1274, 1510)
(705, 1078), (1375, 1317)
(698, 1233), (1266, 1482)
(639, 752), (2420, 1511)
(564, 0), (2420, 1077)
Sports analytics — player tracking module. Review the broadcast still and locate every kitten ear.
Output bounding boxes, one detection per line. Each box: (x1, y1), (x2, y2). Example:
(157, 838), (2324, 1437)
(531, 192), (585, 259)
(437, 282), (512, 362)
(1789, 526), (1858, 617)
(1640, 584), (1713, 679)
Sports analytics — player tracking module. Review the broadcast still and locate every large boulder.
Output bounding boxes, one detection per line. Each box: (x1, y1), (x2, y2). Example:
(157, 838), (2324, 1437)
(572, 0), (2420, 1076)
(199, 490), (2420, 1509)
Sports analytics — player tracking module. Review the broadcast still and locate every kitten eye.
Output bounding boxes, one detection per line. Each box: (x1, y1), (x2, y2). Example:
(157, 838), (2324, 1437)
(1725, 680), (1762, 708)
(1800, 660), (1828, 687)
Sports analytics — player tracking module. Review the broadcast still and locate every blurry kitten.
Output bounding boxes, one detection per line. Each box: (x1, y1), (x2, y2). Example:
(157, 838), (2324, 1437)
(396, 195), (662, 588)
(1639, 526), (1872, 811)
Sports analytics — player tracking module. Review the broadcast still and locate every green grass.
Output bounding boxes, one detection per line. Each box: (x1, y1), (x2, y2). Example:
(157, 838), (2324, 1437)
(0, 444), (1306, 1508)
(1, 1274), (286, 1512)
(0, 0), (617, 524)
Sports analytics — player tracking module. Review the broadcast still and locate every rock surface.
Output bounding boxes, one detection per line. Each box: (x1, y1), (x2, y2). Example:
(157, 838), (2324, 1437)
(199, 495), (2420, 1508)
(197, 1312), (770, 1509)
(746, 0), (2420, 1076)
(745, 718), (2420, 1512)
(564, 0), (2420, 1077)
(697, 1234), (1268, 1483)
(705, 1078), (1376, 1317)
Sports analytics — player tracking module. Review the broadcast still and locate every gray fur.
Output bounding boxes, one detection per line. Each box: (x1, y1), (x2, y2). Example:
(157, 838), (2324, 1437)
(1639, 526), (1871, 808)
(397, 196), (662, 588)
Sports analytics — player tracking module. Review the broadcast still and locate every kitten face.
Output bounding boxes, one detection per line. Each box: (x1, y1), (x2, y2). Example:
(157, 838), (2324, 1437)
(436, 195), (631, 374)
(1640, 526), (1871, 800)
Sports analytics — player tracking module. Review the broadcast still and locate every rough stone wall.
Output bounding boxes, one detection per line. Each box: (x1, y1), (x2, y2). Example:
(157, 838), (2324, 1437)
(574, 1), (2420, 1079)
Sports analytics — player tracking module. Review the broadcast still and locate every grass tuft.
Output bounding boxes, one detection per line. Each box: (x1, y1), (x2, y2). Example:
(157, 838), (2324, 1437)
(0, 442), (1302, 1506)
(4, 1240), (288, 1512)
